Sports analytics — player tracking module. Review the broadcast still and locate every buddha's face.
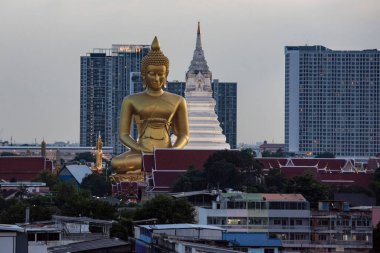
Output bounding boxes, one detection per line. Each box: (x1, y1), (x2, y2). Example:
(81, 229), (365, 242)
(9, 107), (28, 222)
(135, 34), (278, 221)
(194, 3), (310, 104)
(143, 65), (167, 91)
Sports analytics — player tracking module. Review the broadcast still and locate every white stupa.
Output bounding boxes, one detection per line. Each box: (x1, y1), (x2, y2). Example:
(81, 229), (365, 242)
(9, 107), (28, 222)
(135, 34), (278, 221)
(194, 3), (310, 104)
(184, 22), (230, 150)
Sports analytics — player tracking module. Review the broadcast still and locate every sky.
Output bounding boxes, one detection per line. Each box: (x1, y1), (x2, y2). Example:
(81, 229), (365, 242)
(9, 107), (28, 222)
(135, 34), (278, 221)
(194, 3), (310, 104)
(0, 0), (380, 145)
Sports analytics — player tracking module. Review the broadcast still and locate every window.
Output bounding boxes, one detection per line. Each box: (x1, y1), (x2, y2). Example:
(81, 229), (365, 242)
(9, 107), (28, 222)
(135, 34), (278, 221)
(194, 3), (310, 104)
(207, 217), (226, 225)
(249, 217), (268, 225)
(227, 217), (247, 225)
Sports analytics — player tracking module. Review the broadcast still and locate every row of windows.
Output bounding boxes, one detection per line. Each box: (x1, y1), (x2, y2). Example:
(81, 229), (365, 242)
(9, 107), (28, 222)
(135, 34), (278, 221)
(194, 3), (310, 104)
(207, 217), (269, 226)
(225, 201), (308, 210)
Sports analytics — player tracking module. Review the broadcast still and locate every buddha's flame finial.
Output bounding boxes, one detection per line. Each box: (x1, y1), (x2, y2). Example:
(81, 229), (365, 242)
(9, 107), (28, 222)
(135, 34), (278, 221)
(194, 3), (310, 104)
(151, 36), (160, 51)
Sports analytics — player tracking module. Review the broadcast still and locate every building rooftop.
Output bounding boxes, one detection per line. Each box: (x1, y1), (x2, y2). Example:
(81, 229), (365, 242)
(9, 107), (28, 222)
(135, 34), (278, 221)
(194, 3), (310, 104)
(61, 165), (92, 184)
(223, 232), (282, 247)
(48, 238), (129, 253)
(0, 224), (24, 232)
(221, 192), (306, 202)
(139, 223), (226, 231)
(285, 45), (379, 52)
(262, 193), (306, 201)
(52, 215), (114, 225)
(0, 156), (52, 181)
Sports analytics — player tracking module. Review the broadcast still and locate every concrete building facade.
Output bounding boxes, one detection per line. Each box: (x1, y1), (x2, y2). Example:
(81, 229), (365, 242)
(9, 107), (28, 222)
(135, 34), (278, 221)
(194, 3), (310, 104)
(198, 192), (373, 253)
(198, 192), (311, 252)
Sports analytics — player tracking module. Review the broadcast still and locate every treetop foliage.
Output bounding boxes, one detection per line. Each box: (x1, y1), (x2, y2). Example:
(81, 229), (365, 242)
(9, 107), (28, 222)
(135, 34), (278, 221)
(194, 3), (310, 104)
(134, 194), (195, 224)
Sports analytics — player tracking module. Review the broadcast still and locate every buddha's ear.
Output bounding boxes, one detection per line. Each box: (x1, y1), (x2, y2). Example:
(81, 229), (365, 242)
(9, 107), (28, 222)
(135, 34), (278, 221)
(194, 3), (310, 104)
(141, 74), (146, 88)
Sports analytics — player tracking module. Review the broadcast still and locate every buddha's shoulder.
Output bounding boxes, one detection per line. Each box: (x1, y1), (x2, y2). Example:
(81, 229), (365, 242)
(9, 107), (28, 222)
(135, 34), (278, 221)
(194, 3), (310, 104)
(123, 92), (145, 101)
(163, 91), (184, 103)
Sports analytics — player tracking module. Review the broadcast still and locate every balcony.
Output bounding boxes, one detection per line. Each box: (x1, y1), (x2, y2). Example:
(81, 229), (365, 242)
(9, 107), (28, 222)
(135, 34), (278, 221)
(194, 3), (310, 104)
(282, 240), (311, 247)
(268, 225), (310, 231)
(311, 240), (372, 248)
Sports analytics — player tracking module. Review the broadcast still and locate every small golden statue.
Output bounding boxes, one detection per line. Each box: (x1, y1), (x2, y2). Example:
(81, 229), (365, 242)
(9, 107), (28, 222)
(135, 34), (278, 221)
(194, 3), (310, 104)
(111, 37), (190, 182)
(92, 133), (103, 174)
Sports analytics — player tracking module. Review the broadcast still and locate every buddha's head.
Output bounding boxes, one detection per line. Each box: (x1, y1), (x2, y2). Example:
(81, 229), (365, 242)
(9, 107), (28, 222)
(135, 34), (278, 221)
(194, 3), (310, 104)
(141, 37), (169, 90)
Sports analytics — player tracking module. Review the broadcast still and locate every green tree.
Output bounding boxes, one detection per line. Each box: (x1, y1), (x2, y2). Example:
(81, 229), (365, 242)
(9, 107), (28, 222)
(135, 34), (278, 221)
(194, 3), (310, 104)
(204, 160), (240, 189)
(74, 152), (95, 163)
(286, 173), (329, 208)
(261, 149), (286, 158)
(0, 152), (17, 156)
(52, 181), (115, 219)
(264, 168), (288, 193)
(81, 174), (112, 197)
(134, 194), (195, 224)
(0, 201), (28, 223)
(34, 171), (59, 188)
(240, 149), (265, 192)
(111, 218), (133, 240)
(202, 149), (264, 191)
(370, 167), (380, 205)
(171, 166), (206, 192)
(315, 152), (335, 158)
(373, 222), (380, 253)
(261, 150), (272, 157)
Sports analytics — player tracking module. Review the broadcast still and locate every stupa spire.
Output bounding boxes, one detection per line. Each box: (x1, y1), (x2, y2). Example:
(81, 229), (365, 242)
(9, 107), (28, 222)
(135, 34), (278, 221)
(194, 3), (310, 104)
(184, 23), (230, 150)
(187, 22), (211, 77)
(196, 21), (202, 49)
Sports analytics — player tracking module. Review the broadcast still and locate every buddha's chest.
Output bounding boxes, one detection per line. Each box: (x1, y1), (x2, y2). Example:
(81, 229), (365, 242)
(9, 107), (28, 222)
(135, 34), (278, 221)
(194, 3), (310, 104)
(133, 98), (178, 120)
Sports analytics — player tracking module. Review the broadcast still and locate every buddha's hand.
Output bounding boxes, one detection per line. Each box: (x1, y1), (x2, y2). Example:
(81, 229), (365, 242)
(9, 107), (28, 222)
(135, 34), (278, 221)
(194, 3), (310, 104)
(139, 146), (152, 153)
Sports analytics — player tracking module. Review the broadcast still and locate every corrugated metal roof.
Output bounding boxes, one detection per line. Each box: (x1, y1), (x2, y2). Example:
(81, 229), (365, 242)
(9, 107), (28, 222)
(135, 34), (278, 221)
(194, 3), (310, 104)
(221, 193), (263, 201)
(220, 193), (306, 202)
(62, 165), (92, 184)
(52, 215), (114, 224)
(48, 238), (129, 253)
(139, 223), (225, 231)
(0, 224), (24, 232)
(262, 193), (306, 201)
(223, 232), (282, 247)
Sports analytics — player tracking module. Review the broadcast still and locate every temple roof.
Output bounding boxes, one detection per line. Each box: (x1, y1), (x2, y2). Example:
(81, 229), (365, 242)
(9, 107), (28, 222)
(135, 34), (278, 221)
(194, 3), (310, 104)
(187, 22), (211, 77)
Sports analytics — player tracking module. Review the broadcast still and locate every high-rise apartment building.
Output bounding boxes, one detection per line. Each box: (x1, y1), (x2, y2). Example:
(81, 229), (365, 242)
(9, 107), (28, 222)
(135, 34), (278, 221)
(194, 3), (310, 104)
(285, 45), (380, 157)
(80, 45), (149, 154)
(212, 80), (237, 149)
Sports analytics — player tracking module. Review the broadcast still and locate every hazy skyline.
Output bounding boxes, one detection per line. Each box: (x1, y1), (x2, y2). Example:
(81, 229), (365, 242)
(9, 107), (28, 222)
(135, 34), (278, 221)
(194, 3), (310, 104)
(1, 0), (380, 145)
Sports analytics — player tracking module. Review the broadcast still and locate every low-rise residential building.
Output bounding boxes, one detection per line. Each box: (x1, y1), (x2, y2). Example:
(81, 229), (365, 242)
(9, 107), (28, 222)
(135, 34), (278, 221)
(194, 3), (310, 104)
(310, 200), (372, 253)
(134, 224), (228, 253)
(0, 224), (28, 253)
(198, 192), (311, 252)
(197, 192), (373, 253)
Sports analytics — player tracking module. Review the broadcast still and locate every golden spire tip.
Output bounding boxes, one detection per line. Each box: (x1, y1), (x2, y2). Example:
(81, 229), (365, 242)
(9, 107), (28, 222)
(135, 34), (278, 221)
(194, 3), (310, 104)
(151, 36), (160, 51)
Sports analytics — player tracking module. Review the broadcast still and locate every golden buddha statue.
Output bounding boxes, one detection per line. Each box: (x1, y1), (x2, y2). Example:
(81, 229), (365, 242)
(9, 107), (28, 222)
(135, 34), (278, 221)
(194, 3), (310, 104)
(111, 37), (190, 182)
(92, 133), (103, 174)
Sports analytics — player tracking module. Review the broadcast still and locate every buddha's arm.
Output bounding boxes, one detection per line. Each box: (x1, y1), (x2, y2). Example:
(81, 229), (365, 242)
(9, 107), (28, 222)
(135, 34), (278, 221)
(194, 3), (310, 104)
(172, 98), (190, 148)
(119, 97), (143, 152)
